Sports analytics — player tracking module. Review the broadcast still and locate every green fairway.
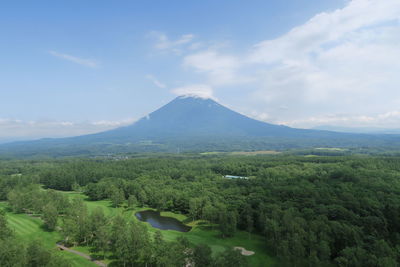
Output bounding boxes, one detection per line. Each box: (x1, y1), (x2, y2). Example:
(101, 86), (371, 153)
(61, 191), (276, 267)
(156, 224), (275, 266)
(0, 201), (98, 267)
(155, 214), (274, 266)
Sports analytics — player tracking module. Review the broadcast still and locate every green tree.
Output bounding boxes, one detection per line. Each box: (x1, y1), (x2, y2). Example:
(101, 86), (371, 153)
(0, 209), (13, 239)
(42, 204), (58, 231)
(219, 210), (237, 238)
(137, 190), (148, 207)
(7, 190), (24, 213)
(151, 230), (168, 265)
(115, 220), (151, 266)
(89, 207), (107, 236)
(93, 225), (110, 259)
(26, 240), (52, 267)
(62, 199), (90, 245)
(111, 188), (125, 208)
(127, 194), (138, 209)
(0, 238), (25, 267)
(193, 244), (213, 267)
(202, 202), (217, 223)
(110, 215), (127, 253)
(215, 249), (248, 267)
(189, 198), (203, 221)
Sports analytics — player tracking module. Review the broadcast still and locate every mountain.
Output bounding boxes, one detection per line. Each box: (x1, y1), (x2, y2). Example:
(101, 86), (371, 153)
(53, 95), (357, 143)
(1, 96), (399, 157)
(79, 95), (319, 141)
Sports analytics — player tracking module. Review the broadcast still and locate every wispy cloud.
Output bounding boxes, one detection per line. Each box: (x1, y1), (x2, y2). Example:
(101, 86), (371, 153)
(147, 31), (195, 54)
(145, 74), (166, 88)
(49, 50), (99, 68)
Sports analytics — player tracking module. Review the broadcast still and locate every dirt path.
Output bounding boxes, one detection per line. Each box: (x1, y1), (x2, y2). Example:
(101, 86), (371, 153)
(56, 243), (107, 267)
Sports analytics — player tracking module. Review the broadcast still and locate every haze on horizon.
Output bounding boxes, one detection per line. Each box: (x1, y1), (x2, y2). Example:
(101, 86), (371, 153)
(1, 0), (400, 142)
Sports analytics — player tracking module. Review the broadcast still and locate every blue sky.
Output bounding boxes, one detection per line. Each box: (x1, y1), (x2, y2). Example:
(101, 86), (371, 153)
(1, 0), (400, 140)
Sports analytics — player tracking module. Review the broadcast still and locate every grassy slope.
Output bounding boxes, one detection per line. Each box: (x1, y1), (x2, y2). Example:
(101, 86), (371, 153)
(0, 202), (97, 267)
(63, 191), (276, 267)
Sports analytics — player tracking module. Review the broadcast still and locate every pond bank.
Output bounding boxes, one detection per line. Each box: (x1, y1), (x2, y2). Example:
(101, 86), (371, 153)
(135, 210), (192, 232)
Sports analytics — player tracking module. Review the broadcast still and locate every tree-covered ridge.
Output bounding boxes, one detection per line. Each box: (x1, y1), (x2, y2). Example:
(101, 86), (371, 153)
(1, 155), (400, 266)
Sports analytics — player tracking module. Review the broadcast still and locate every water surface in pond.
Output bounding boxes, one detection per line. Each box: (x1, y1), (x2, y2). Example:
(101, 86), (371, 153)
(135, 210), (191, 232)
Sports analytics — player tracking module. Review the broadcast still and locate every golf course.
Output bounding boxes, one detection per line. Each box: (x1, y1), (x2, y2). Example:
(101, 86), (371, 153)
(1, 190), (275, 267)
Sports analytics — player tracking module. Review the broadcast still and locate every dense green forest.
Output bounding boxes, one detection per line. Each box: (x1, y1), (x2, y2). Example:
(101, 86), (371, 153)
(1, 154), (400, 266)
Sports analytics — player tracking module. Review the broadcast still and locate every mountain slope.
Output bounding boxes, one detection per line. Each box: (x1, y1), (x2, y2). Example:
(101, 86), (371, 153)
(1, 96), (399, 156)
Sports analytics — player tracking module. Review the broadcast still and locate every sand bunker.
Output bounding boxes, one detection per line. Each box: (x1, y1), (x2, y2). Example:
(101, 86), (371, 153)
(234, 247), (255, 256)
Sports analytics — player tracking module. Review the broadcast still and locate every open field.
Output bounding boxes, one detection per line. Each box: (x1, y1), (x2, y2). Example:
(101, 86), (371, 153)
(201, 150), (281, 156)
(229, 150), (281, 156)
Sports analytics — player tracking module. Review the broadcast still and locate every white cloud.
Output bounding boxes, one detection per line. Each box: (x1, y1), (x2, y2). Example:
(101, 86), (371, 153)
(243, 0), (400, 128)
(49, 51), (99, 68)
(248, 111), (271, 122)
(281, 110), (400, 129)
(184, 50), (239, 72)
(183, 50), (244, 86)
(147, 31), (195, 54)
(249, 0), (400, 64)
(145, 74), (166, 88)
(91, 118), (135, 127)
(172, 0), (400, 128)
(171, 84), (215, 99)
(0, 118), (135, 141)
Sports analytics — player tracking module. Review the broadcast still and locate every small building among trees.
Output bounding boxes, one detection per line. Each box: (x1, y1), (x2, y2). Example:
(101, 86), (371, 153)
(224, 175), (248, 180)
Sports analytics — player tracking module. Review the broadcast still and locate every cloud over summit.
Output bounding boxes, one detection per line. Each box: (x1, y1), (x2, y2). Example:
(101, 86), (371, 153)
(171, 84), (215, 100)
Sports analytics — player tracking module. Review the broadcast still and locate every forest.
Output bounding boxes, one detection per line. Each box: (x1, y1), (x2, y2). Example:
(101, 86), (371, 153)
(0, 154), (400, 266)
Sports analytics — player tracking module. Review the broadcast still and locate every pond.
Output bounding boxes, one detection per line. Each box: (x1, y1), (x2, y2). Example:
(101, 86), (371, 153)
(135, 210), (192, 232)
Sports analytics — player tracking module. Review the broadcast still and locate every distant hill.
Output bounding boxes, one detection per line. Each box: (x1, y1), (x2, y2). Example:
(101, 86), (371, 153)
(313, 125), (400, 134)
(1, 96), (399, 157)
